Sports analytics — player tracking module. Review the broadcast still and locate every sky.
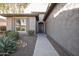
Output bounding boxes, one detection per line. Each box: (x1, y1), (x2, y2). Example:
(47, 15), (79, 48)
(24, 3), (49, 13)
(0, 0), (53, 3)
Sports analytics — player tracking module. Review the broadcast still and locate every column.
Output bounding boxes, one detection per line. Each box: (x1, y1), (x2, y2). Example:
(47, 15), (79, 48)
(26, 18), (29, 33)
(12, 18), (16, 31)
(7, 18), (13, 31)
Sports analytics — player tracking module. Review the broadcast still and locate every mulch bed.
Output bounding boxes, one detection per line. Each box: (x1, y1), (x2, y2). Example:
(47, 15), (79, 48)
(10, 33), (37, 56)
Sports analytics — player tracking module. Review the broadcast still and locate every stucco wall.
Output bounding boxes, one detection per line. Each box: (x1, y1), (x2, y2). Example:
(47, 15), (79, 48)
(29, 17), (36, 31)
(39, 14), (45, 22)
(0, 19), (6, 26)
(46, 3), (79, 55)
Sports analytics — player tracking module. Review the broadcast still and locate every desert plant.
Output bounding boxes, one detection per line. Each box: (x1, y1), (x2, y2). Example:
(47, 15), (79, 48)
(0, 36), (17, 55)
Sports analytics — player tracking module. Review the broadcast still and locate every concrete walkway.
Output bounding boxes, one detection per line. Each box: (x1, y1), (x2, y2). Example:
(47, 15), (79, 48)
(33, 33), (59, 56)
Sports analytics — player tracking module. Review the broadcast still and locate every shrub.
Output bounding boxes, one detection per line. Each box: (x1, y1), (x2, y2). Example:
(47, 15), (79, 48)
(5, 31), (19, 41)
(0, 36), (17, 55)
(5, 30), (12, 36)
(28, 30), (35, 36)
(21, 28), (25, 31)
(6, 31), (19, 41)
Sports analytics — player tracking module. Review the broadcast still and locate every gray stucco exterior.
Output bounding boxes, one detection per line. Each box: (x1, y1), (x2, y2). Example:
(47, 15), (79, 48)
(45, 3), (79, 55)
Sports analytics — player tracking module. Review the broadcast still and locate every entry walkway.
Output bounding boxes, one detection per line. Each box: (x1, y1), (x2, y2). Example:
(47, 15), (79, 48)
(33, 33), (59, 56)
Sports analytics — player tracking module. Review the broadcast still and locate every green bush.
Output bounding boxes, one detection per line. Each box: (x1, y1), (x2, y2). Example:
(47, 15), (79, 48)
(6, 32), (19, 41)
(5, 31), (19, 41)
(28, 30), (35, 36)
(0, 37), (17, 55)
(5, 30), (12, 36)
(21, 28), (25, 31)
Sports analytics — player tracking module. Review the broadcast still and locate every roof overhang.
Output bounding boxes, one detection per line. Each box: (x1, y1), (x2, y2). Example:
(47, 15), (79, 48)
(32, 12), (45, 14)
(43, 3), (57, 21)
(0, 14), (38, 17)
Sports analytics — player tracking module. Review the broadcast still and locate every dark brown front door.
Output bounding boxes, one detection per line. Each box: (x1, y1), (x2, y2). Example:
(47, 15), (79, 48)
(38, 22), (44, 33)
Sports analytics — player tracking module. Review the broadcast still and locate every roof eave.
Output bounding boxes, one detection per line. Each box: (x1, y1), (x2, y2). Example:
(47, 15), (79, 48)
(43, 3), (57, 21)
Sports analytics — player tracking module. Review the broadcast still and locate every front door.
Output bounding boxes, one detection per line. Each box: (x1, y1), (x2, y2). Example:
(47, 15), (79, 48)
(38, 22), (44, 33)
